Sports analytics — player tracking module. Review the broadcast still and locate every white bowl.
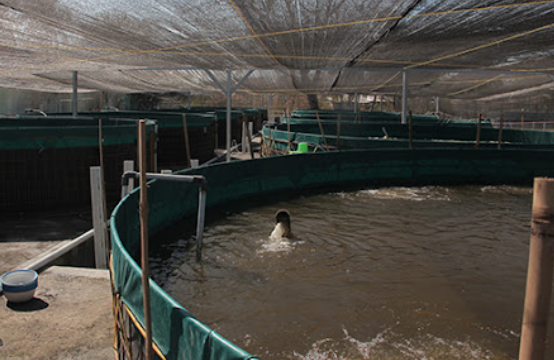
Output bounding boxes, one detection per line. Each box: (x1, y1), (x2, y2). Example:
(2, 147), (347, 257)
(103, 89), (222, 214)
(1, 270), (38, 303)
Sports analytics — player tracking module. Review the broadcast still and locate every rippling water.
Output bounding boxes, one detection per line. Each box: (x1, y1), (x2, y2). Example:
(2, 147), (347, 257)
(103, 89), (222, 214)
(150, 185), (554, 359)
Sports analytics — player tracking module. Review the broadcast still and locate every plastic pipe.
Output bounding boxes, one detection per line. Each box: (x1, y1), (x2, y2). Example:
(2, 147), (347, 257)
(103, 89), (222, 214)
(22, 229), (94, 272)
(196, 185), (207, 261)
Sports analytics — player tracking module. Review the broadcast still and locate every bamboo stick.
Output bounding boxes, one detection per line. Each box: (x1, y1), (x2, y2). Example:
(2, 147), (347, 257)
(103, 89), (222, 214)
(315, 110), (329, 150)
(519, 177), (554, 360)
(138, 119), (153, 360)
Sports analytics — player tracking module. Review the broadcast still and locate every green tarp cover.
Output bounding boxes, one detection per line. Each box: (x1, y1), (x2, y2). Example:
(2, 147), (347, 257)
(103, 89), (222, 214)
(0, 117), (156, 150)
(111, 147), (554, 360)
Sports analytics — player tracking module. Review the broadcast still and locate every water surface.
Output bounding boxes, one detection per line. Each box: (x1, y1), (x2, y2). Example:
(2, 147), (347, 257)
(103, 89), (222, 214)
(151, 185), (552, 359)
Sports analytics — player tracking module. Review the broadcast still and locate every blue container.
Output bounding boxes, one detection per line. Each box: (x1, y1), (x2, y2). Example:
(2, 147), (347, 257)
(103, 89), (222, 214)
(1, 269), (38, 303)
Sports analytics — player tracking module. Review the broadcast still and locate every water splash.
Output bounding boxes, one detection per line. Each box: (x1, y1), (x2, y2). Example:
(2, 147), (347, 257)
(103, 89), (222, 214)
(337, 187), (451, 202)
(291, 327), (503, 360)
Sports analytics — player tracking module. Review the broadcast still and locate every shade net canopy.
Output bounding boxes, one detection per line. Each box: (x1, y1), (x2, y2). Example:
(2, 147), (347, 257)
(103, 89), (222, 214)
(1, 0), (554, 99)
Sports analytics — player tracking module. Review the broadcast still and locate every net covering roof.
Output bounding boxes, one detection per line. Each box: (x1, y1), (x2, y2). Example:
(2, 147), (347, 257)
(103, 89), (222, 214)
(1, 0), (554, 99)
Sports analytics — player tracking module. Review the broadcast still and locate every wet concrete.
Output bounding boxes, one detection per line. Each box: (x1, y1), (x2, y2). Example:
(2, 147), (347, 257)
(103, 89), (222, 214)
(0, 266), (113, 360)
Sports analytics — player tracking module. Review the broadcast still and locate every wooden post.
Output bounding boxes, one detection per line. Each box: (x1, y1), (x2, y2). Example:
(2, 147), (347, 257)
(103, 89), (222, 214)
(498, 113), (504, 149)
(138, 119), (153, 360)
(90, 167), (108, 269)
(370, 95), (377, 111)
(286, 112), (291, 153)
(315, 110), (329, 150)
(409, 110), (413, 150)
(475, 113), (482, 149)
(519, 177), (554, 360)
(522, 110), (525, 129)
(337, 114), (341, 150)
(182, 114), (191, 168)
(242, 121), (251, 157)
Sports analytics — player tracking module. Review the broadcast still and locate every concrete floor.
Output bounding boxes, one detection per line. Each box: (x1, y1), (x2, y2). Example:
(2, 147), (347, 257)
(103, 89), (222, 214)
(0, 266), (113, 360)
(0, 209), (112, 359)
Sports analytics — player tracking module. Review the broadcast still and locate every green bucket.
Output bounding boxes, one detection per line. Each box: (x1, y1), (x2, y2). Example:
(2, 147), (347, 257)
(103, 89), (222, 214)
(289, 142), (309, 154)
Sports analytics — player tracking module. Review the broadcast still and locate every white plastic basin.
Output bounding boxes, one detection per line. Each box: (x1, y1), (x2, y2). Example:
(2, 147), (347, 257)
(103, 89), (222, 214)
(1, 270), (38, 303)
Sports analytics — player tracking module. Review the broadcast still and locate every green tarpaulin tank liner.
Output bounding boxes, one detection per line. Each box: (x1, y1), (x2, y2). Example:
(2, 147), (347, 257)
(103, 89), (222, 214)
(44, 111), (217, 166)
(262, 122), (554, 154)
(0, 117), (156, 213)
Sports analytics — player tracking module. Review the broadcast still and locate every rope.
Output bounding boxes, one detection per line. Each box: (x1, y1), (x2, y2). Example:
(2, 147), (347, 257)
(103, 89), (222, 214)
(447, 74), (505, 96)
(405, 22), (554, 70)
(1, 1), (552, 74)
(227, 0), (285, 68)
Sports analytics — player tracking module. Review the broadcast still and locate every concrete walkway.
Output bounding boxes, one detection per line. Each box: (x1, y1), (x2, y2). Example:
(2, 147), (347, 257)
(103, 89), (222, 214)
(0, 266), (113, 360)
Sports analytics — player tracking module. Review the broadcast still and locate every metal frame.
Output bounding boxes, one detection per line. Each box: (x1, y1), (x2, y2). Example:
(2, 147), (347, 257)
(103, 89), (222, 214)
(204, 69), (255, 162)
(121, 171), (208, 261)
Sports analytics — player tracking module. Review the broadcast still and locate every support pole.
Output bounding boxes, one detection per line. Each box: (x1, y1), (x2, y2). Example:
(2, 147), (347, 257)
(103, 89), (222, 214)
(435, 97), (440, 115)
(519, 177), (554, 360)
(226, 71), (232, 162)
(409, 110), (414, 150)
(196, 185), (207, 261)
(475, 113), (482, 149)
(121, 160), (135, 199)
(354, 93), (358, 113)
(97, 119), (109, 255)
(90, 167), (108, 269)
(243, 121), (254, 159)
(498, 113), (504, 149)
(138, 119), (153, 360)
(72, 71), (78, 118)
(286, 113), (291, 153)
(337, 114), (341, 150)
(401, 70), (408, 124)
(203, 69), (254, 162)
(182, 114), (191, 167)
(152, 123), (158, 173)
(315, 110), (329, 150)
